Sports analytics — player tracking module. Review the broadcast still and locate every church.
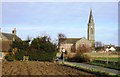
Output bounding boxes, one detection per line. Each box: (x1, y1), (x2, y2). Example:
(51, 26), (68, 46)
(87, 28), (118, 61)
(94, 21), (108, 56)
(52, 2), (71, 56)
(58, 9), (95, 53)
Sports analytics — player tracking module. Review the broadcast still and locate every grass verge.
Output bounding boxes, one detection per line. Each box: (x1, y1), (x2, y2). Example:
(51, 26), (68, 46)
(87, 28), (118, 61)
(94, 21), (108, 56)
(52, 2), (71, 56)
(60, 62), (119, 77)
(87, 61), (120, 70)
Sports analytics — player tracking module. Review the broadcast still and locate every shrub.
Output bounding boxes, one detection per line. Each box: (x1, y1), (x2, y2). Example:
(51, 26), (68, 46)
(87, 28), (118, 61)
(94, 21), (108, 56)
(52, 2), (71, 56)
(14, 50), (26, 60)
(9, 36), (58, 61)
(95, 47), (104, 51)
(5, 54), (14, 61)
(10, 41), (29, 61)
(67, 53), (90, 62)
(28, 50), (57, 61)
(28, 36), (58, 61)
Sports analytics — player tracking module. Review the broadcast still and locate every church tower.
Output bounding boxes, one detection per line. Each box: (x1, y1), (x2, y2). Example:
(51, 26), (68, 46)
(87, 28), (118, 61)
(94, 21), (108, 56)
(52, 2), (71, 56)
(88, 9), (95, 50)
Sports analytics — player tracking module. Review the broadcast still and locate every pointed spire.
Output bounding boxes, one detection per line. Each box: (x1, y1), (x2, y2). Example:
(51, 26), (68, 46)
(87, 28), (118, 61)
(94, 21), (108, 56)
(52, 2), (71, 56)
(88, 9), (94, 23)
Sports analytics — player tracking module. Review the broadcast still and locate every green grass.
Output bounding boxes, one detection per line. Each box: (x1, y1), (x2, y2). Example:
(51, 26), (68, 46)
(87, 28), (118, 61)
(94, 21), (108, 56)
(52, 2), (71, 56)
(63, 62), (119, 77)
(84, 52), (119, 70)
(94, 57), (119, 62)
(88, 61), (120, 70)
(88, 57), (119, 70)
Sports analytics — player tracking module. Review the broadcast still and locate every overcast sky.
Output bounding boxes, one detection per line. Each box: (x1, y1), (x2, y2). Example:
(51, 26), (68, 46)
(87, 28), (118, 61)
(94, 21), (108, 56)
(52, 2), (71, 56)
(1, 2), (118, 46)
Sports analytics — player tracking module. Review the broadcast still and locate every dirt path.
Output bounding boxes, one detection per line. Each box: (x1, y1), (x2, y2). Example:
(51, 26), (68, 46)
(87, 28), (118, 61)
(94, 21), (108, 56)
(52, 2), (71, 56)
(2, 61), (99, 77)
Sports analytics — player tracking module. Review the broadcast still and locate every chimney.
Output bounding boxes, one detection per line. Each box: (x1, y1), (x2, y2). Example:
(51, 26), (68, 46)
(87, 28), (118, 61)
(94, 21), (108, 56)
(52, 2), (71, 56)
(12, 28), (16, 41)
(12, 28), (16, 35)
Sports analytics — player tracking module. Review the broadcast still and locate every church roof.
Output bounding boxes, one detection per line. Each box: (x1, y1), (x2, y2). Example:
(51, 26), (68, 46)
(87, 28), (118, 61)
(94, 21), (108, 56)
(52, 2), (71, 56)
(59, 38), (81, 44)
(2, 33), (21, 41)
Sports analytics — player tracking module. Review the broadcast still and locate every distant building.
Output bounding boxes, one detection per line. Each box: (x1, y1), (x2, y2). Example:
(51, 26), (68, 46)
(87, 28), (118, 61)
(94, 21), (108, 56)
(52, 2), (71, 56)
(0, 28), (21, 59)
(59, 37), (92, 53)
(104, 44), (115, 50)
(59, 9), (95, 53)
(104, 44), (116, 51)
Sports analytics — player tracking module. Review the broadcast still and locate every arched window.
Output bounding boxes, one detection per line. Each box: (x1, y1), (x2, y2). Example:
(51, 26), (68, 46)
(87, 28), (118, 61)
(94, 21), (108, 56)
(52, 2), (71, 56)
(81, 43), (85, 47)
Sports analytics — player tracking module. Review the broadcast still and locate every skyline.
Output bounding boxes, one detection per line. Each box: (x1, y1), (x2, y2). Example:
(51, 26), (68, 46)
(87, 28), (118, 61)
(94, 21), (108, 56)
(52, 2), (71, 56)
(1, 2), (118, 46)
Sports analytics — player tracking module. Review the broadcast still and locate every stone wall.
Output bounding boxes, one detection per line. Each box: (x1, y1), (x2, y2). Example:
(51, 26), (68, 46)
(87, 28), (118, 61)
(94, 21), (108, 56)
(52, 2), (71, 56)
(59, 43), (73, 53)
(76, 37), (92, 52)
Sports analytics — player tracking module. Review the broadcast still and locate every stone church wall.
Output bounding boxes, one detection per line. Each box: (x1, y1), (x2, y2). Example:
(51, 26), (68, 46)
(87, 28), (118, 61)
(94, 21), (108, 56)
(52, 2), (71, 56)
(59, 43), (73, 53)
(76, 37), (92, 52)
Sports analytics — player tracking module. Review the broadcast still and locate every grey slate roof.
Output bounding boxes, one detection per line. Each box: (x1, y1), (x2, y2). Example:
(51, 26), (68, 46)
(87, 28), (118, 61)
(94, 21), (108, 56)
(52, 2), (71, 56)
(1, 33), (22, 52)
(2, 33), (21, 41)
(59, 38), (81, 44)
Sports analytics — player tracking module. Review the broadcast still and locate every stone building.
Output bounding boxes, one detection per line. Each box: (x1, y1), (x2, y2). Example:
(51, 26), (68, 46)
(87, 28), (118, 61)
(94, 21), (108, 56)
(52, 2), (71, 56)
(59, 9), (95, 53)
(0, 28), (21, 59)
(59, 37), (92, 53)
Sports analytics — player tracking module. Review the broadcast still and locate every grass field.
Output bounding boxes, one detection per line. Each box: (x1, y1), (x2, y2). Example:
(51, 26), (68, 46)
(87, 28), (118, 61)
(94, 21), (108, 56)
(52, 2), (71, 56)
(94, 57), (119, 62)
(84, 52), (119, 70)
(84, 52), (119, 61)
(88, 61), (120, 70)
(85, 52), (119, 58)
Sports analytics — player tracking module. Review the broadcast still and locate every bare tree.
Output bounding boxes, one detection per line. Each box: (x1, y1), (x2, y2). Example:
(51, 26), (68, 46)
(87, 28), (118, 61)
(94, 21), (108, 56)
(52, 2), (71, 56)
(58, 33), (66, 39)
(58, 33), (67, 46)
(95, 41), (103, 47)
